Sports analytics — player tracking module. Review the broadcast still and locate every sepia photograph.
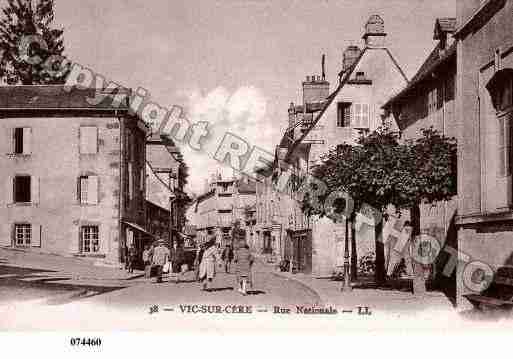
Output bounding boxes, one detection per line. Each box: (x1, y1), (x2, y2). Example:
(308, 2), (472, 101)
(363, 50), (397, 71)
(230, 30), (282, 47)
(0, 0), (513, 351)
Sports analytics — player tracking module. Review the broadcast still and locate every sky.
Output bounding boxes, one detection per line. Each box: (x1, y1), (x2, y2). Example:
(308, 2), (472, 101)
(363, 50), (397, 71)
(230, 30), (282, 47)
(47, 0), (455, 196)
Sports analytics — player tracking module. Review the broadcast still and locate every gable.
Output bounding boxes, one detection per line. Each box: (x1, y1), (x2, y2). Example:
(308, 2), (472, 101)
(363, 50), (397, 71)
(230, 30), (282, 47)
(309, 48), (408, 135)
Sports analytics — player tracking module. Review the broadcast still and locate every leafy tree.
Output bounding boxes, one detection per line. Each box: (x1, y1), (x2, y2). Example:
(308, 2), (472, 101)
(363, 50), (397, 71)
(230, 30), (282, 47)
(0, 0), (68, 84)
(310, 127), (457, 289)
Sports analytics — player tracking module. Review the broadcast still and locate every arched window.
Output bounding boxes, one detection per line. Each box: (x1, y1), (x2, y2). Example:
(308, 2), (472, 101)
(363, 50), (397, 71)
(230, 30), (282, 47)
(486, 68), (513, 177)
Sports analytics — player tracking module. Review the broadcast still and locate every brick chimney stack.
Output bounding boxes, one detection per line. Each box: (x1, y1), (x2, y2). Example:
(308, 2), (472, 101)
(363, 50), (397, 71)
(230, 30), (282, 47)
(363, 15), (386, 47)
(302, 75), (329, 105)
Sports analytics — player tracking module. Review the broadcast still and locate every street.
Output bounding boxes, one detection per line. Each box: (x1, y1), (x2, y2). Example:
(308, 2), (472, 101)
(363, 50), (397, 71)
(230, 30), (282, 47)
(0, 248), (319, 308)
(78, 262), (321, 310)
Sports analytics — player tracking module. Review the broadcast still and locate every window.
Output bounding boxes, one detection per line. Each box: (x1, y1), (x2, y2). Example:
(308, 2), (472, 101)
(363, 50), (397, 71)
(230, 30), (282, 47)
(79, 126), (98, 154)
(486, 69), (513, 178)
(78, 176), (98, 204)
(80, 225), (99, 253)
(140, 168), (145, 191)
(494, 77), (513, 111)
(428, 88), (437, 114)
(337, 102), (351, 127)
(14, 223), (31, 246)
(356, 71), (365, 80)
(352, 103), (370, 128)
(498, 115), (512, 177)
(14, 176), (31, 203)
(12, 127), (31, 154)
(128, 163), (133, 200)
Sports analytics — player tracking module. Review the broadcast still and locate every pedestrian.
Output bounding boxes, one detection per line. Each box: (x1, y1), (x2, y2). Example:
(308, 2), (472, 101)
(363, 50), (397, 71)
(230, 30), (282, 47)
(127, 244), (137, 274)
(194, 244), (205, 282)
(171, 242), (185, 284)
(234, 242), (254, 295)
(124, 245), (130, 271)
(152, 239), (170, 283)
(199, 236), (218, 291)
(231, 220), (246, 249)
(142, 245), (152, 279)
(221, 245), (234, 273)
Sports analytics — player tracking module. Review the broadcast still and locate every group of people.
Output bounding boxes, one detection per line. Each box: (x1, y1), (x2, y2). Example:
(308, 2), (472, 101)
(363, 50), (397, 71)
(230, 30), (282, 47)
(139, 241), (186, 283)
(194, 235), (254, 295)
(131, 220), (255, 295)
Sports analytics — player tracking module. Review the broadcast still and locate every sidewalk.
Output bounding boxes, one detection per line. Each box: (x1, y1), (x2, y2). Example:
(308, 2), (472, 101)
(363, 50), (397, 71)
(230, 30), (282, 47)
(269, 264), (455, 314)
(0, 247), (144, 287)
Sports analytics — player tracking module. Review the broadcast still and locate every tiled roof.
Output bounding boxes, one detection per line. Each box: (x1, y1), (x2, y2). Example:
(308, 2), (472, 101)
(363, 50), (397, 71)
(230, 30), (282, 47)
(0, 85), (130, 110)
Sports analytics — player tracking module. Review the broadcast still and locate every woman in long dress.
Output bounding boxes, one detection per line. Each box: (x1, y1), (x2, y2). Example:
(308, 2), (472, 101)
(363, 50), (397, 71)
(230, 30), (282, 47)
(199, 238), (218, 291)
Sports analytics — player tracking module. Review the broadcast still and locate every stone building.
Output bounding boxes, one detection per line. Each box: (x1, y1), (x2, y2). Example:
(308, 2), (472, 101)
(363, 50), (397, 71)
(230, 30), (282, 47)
(453, 0), (513, 307)
(272, 15), (408, 277)
(0, 86), (149, 265)
(146, 134), (188, 248)
(188, 174), (256, 246)
(383, 18), (458, 295)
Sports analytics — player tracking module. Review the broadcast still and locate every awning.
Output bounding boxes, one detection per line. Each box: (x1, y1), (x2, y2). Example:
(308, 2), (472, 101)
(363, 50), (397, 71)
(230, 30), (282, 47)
(122, 221), (154, 237)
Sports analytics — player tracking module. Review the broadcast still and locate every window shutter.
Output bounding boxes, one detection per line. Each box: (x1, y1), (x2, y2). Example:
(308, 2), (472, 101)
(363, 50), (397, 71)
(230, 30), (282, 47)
(32, 224), (41, 247)
(6, 128), (13, 153)
(353, 104), (361, 128)
(6, 176), (13, 204)
(362, 103), (370, 128)
(23, 127), (32, 154)
(88, 176), (99, 205)
(31, 176), (39, 204)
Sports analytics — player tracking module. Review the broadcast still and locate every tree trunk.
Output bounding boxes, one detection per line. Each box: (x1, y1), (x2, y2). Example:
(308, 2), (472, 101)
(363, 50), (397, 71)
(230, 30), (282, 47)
(411, 204), (426, 295)
(374, 219), (386, 285)
(350, 212), (358, 281)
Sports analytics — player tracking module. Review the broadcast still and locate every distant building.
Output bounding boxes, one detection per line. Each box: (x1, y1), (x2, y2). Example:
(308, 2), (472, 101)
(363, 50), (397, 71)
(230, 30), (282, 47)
(188, 174), (256, 246)
(145, 199), (170, 243)
(0, 86), (149, 265)
(146, 134), (189, 248)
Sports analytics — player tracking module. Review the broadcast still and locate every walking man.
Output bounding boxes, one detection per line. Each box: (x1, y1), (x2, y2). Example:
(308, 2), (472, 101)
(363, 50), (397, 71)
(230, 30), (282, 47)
(127, 244), (137, 274)
(152, 240), (170, 283)
(171, 242), (185, 284)
(221, 245), (234, 273)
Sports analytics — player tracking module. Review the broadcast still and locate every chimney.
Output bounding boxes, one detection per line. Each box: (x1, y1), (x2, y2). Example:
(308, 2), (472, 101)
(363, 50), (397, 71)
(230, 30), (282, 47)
(363, 15), (386, 47)
(342, 45), (361, 72)
(302, 75), (329, 105)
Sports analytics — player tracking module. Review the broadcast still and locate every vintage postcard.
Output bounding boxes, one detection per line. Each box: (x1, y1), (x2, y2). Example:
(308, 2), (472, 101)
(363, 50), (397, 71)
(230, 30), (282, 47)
(1, 0), (513, 345)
